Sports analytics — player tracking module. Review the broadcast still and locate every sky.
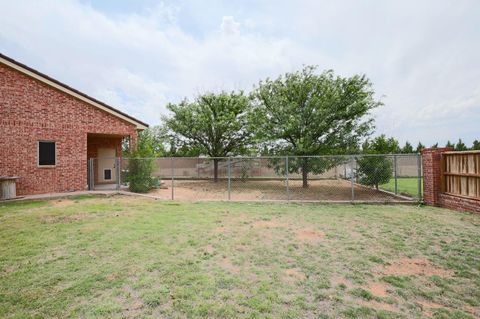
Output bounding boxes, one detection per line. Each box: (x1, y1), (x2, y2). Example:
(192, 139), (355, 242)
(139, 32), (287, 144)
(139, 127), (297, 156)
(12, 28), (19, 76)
(1, 0), (479, 147)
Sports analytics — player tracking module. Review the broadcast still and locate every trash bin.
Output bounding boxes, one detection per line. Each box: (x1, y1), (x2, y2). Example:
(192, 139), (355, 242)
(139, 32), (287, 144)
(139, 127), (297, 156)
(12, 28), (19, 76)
(0, 176), (20, 200)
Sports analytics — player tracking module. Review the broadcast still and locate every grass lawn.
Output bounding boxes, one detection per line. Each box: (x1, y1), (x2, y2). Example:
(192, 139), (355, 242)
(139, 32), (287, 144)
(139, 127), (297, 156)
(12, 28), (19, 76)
(380, 177), (422, 198)
(0, 196), (479, 318)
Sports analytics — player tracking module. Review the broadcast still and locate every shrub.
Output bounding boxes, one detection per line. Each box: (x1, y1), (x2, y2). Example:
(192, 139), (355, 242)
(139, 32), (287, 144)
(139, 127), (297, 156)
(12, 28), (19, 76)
(127, 157), (159, 193)
(124, 130), (161, 193)
(356, 155), (392, 189)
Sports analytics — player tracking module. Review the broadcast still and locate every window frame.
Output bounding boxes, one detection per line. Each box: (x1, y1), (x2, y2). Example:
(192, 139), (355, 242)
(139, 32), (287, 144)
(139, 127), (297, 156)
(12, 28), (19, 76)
(37, 140), (57, 168)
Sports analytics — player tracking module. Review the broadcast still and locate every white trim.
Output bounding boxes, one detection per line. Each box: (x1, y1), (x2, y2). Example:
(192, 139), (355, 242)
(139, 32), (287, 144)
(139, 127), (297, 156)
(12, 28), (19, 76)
(0, 57), (148, 130)
(38, 140), (56, 168)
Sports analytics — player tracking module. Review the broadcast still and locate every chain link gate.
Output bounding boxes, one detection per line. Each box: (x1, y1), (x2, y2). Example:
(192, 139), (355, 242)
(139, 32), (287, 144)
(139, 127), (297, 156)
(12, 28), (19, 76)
(88, 157), (121, 191)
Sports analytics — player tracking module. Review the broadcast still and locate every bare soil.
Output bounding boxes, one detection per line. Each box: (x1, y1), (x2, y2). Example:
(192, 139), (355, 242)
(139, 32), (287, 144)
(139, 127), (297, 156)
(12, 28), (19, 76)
(283, 268), (306, 283)
(296, 229), (325, 242)
(50, 199), (75, 207)
(220, 257), (240, 274)
(366, 281), (389, 298)
(252, 220), (287, 228)
(149, 179), (409, 201)
(417, 300), (446, 317)
(383, 258), (454, 277)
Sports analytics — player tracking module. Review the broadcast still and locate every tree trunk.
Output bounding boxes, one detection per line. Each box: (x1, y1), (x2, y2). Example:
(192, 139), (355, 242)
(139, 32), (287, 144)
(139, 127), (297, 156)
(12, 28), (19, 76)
(213, 159), (219, 183)
(302, 157), (309, 188)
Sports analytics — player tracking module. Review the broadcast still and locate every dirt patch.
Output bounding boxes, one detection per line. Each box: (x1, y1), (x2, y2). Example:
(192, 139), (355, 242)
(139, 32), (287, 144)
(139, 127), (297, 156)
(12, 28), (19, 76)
(214, 226), (228, 233)
(220, 257), (240, 274)
(417, 300), (445, 317)
(252, 220), (287, 228)
(366, 281), (388, 297)
(235, 244), (248, 252)
(463, 305), (478, 316)
(148, 179), (407, 202)
(121, 285), (145, 316)
(40, 211), (132, 223)
(110, 211), (133, 217)
(296, 229), (325, 242)
(283, 268), (306, 283)
(41, 213), (91, 223)
(383, 258), (453, 277)
(417, 300), (445, 309)
(50, 199), (75, 207)
(205, 244), (215, 254)
(106, 273), (117, 281)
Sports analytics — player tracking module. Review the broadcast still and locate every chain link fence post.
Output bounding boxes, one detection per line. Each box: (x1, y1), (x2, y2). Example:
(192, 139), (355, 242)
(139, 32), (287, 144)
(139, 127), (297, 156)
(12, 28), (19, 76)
(228, 157), (231, 201)
(88, 158), (94, 190)
(417, 153), (422, 201)
(116, 157), (120, 190)
(350, 155), (355, 202)
(171, 157), (175, 200)
(285, 156), (290, 201)
(394, 155), (398, 195)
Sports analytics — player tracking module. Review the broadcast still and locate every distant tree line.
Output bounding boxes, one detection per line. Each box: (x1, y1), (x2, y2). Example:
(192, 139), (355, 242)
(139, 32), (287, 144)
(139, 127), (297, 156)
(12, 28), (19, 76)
(362, 137), (480, 154)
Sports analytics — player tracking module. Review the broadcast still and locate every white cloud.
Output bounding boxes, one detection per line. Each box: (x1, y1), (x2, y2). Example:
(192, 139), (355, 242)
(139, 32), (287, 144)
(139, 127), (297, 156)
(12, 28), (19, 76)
(220, 16), (240, 36)
(0, 0), (479, 146)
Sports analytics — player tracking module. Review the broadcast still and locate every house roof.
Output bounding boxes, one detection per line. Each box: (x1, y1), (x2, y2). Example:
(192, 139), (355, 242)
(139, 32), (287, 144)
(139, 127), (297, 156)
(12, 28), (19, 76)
(0, 53), (149, 130)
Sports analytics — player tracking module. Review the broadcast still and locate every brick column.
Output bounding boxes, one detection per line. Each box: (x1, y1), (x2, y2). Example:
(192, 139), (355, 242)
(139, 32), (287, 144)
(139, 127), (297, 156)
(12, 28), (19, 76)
(422, 148), (452, 206)
(129, 132), (138, 152)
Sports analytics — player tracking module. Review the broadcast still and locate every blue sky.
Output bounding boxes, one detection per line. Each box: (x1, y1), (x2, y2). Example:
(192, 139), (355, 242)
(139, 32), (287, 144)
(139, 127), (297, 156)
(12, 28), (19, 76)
(1, 0), (479, 146)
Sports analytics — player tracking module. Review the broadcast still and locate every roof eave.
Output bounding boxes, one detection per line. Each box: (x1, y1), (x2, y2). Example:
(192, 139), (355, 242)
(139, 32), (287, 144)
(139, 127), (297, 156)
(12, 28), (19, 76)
(0, 53), (149, 130)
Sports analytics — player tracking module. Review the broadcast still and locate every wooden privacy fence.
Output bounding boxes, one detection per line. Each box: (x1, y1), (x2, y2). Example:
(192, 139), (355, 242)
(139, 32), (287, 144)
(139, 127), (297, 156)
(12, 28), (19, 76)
(441, 151), (480, 199)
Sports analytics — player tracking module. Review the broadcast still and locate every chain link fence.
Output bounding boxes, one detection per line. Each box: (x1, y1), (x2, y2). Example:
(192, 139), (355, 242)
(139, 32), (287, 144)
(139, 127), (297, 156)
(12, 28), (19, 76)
(88, 154), (422, 202)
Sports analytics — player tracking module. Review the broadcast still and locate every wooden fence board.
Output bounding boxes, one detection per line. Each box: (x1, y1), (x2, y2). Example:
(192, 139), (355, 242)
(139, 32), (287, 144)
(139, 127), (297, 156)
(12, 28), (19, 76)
(441, 151), (480, 200)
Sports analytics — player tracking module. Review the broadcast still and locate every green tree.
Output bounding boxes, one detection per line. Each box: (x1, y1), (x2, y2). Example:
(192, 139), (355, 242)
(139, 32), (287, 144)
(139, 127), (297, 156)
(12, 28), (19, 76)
(455, 139), (468, 151)
(472, 139), (480, 150)
(162, 127), (203, 157)
(163, 91), (254, 182)
(252, 66), (381, 187)
(363, 135), (400, 154)
(122, 126), (167, 157)
(431, 143), (439, 149)
(415, 142), (425, 153)
(125, 130), (160, 193)
(445, 140), (454, 149)
(357, 135), (396, 189)
(402, 141), (414, 153)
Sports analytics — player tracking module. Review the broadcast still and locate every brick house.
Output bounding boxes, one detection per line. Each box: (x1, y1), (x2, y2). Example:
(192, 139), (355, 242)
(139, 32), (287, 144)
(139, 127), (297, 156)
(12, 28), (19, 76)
(0, 53), (148, 195)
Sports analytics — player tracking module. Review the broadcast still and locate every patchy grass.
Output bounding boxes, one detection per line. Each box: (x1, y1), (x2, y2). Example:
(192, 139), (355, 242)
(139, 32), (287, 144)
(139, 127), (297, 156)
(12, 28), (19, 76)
(0, 196), (479, 318)
(380, 177), (422, 198)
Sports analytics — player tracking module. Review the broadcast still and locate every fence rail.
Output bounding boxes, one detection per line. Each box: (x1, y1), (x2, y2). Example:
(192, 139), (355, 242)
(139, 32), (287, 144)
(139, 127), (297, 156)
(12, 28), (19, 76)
(88, 154), (423, 203)
(441, 151), (480, 199)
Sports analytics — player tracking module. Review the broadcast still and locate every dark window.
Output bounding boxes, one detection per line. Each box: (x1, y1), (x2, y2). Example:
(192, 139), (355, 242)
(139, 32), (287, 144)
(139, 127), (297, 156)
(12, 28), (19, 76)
(104, 169), (112, 180)
(38, 141), (56, 166)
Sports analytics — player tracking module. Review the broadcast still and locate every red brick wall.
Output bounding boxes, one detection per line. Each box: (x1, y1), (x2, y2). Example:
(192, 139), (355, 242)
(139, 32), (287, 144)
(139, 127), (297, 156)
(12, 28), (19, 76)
(438, 193), (480, 214)
(87, 136), (122, 159)
(0, 63), (139, 195)
(422, 148), (450, 206)
(422, 147), (480, 213)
